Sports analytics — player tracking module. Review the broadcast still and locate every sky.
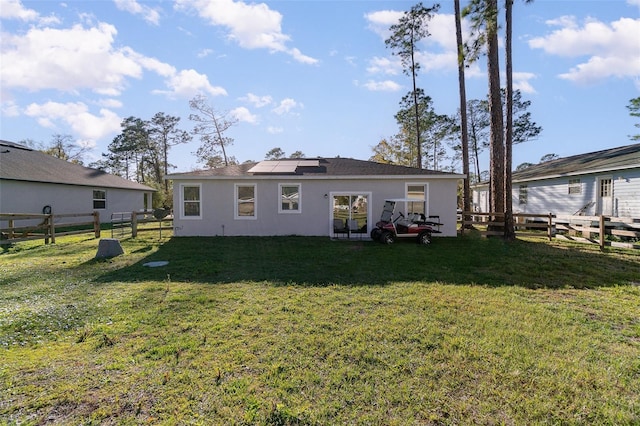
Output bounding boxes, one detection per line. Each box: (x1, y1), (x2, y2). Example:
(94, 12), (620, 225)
(1, 0), (639, 175)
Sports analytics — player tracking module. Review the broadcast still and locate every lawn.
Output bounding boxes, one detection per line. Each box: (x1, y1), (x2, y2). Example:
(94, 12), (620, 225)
(1, 233), (639, 425)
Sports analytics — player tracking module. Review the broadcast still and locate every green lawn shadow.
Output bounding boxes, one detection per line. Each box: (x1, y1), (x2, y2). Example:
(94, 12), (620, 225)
(92, 235), (640, 288)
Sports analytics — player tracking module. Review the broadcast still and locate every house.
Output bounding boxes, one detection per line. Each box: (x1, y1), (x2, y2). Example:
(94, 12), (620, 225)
(472, 143), (640, 217)
(0, 140), (155, 224)
(167, 158), (463, 238)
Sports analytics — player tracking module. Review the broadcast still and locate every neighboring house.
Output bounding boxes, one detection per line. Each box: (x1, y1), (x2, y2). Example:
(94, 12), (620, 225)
(0, 140), (155, 224)
(167, 158), (463, 238)
(472, 143), (640, 217)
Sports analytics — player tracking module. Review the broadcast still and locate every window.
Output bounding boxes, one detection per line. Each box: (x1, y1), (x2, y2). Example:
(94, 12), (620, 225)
(93, 190), (106, 209)
(279, 184), (301, 213)
(406, 183), (427, 215)
(568, 178), (582, 195)
(519, 185), (528, 205)
(235, 184), (256, 219)
(599, 178), (612, 197)
(182, 184), (201, 218)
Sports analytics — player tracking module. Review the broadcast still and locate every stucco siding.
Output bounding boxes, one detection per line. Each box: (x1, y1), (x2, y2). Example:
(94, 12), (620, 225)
(0, 180), (148, 225)
(172, 177), (459, 237)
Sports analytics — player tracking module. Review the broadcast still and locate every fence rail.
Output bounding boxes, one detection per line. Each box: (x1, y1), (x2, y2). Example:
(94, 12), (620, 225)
(1, 212), (100, 245)
(458, 211), (640, 250)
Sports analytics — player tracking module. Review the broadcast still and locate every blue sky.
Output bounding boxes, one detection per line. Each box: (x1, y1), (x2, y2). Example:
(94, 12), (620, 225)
(1, 0), (639, 174)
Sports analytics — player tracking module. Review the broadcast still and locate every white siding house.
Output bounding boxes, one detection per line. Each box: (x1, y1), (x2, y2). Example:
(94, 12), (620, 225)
(0, 140), (155, 224)
(472, 143), (640, 217)
(167, 158), (463, 238)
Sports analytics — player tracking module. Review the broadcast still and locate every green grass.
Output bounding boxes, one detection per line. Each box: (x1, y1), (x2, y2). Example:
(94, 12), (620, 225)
(1, 233), (639, 425)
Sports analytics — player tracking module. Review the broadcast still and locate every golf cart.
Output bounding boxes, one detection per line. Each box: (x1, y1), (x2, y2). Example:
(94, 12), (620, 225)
(370, 199), (442, 245)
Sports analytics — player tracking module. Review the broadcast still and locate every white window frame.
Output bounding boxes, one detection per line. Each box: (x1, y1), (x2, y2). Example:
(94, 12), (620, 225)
(180, 183), (202, 219)
(519, 185), (528, 205)
(235, 183), (257, 220)
(93, 189), (106, 210)
(405, 183), (429, 216)
(278, 183), (302, 214)
(568, 178), (582, 195)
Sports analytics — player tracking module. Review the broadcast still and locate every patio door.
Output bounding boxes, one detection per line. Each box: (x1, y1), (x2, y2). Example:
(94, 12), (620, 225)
(331, 193), (370, 237)
(596, 177), (613, 215)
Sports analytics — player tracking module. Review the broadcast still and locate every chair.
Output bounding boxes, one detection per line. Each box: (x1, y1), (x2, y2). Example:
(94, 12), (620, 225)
(333, 219), (348, 238)
(348, 219), (362, 239)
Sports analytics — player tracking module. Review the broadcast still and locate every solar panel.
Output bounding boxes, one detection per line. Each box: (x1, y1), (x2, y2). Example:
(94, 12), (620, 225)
(247, 159), (320, 174)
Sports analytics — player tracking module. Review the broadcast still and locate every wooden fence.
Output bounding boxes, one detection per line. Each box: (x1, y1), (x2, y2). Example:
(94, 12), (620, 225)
(1, 210), (173, 245)
(458, 212), (640, 250)
(0, 212), (100, 245)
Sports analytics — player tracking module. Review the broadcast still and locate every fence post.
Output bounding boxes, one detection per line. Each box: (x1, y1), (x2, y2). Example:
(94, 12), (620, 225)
(131, 211), (138, 238)
(599, 215), (605, 250)
(44, 215), (50, 245)
(547, 213), (553, 241)
(93, 212), (101, 238)
(49, 213), (56, 244)
(8, 219), (14, 239)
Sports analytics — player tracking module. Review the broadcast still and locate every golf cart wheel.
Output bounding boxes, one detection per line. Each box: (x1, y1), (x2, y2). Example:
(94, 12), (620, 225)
(370, 228), (381, 241)
(380, 231), (395, 245)
(418, 232), (432, 245)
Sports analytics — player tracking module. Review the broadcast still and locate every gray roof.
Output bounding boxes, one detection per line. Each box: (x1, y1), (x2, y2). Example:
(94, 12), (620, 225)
(0, 140), (154, 191)
(168, 157), (462, 179)
(512, 143), (640, 182)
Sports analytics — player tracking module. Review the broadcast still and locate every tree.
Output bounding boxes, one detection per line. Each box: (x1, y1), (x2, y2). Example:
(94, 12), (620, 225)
(627, 97), (640, 140)
(148, 112), (191, 193)
(370, 134), (415, 166)
(454, 0), (471, 217)
(189, 95), (238, 167)
(515, 162), (533, 171)
(42, 134), (89, 165)
(504, 0), (515, 239)
(386, 2), (440, 169)
(457, 90), (541, 183)
(539, 153), (558, 163)
(395, 89), (456, 170)
(265, 147), (285, 160)
(290, 151), (306, 159)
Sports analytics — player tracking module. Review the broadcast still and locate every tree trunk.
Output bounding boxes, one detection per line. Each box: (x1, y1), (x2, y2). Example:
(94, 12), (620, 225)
(455, 0), (471, 222)
(486, 0), (504, 228)
(411, 39), (422, 169)
(504, 0), (515, 240)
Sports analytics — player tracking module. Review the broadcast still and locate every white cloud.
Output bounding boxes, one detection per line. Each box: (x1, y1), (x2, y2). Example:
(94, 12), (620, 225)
(197, 48), (213, 58)
(529, 16), (640, 84)
(174, 0), (318, 64)
(267, 126), (283, 134)
(24, 101), (121, 141)
(98, 98), (123, 108)
(0, 21), (226, 100)
(364, 10), (403, 39)
(0, 0), (59, 24)
(367, 56), (401, 75)
(272, 98), (301, 115)
(241, 93), (273, 108)
(513, 72), (537, 94)
(0, 23), (142, 95)
(360, 80), (402, 92)
(231, 106), (258, 123)
(365, 11), (474, 77)
(114, 0), (161, 25)
(153, 69), (228, 99)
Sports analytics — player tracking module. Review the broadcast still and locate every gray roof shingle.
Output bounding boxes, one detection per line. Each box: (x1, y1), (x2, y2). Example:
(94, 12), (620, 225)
(169, 157), (461, 178)
(512, 143), (640, 182)
(0, 140), (154, 191)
